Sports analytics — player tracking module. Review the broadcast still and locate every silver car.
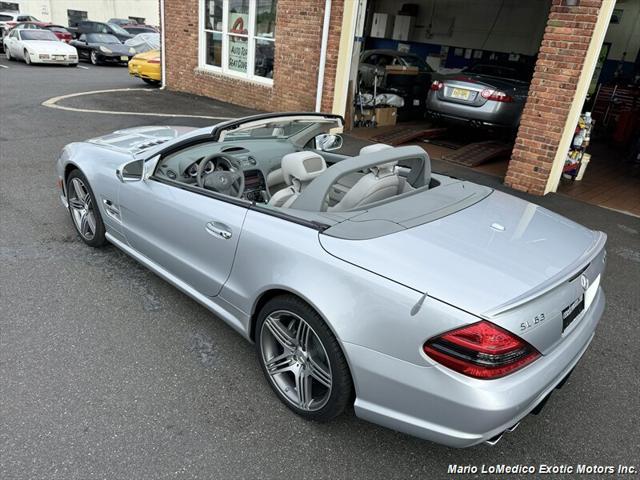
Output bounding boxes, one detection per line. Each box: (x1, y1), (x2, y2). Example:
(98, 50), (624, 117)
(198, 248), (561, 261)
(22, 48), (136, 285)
(426, 62), (532, 130)
(55, 113), (606, 447)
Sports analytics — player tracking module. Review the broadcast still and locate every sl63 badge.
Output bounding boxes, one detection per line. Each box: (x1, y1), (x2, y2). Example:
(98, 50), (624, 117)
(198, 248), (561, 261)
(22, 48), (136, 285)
(520, 313), (545, 332)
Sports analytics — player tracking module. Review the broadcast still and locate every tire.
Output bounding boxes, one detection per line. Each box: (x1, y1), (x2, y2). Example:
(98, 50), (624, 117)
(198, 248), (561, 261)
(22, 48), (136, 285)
(90, 50), (99, 65)
(142, 78), (160, 86)
(66, 169), (107, 247)
(5, 49), (12, 61)
(256, 295), (353, 422)
(24, 49), (30, 65)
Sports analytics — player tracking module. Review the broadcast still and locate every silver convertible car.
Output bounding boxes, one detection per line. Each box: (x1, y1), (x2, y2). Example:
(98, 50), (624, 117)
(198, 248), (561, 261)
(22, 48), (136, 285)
(55, 113), (606, 447)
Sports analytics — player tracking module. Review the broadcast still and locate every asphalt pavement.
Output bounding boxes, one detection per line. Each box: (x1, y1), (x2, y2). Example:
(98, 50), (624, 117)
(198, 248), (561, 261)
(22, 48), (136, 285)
(1, 57), (639, 480)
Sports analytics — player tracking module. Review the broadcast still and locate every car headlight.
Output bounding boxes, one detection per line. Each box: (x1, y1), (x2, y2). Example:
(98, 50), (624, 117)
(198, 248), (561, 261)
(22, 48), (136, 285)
(128, 47), (135, 55)
(99, 46), (112, 53)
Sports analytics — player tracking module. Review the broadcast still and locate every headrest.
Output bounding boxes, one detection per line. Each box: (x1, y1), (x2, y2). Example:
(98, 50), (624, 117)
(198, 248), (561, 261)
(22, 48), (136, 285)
(370, 161), (398, 178)
(359, 143), (393, 156)
(281, 151), (327, 185)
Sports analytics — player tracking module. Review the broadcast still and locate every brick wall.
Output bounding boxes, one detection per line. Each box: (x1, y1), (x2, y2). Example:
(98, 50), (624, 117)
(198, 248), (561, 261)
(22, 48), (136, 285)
(164, 0), (344, 113)
(505, 0), (603, 195)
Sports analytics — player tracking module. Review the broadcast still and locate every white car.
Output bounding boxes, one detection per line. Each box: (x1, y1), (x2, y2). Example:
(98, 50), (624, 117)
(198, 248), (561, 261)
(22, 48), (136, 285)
(3, 28), (78, 65)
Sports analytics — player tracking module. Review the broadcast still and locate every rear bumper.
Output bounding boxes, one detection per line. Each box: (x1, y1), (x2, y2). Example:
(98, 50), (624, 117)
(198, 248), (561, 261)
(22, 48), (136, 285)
(345, 287), (605, 447)
(426, 94), (522, 129)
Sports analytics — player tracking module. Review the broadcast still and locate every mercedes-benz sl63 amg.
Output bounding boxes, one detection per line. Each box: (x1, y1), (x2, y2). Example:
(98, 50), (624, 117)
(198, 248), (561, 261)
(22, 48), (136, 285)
(55, 113), (606, 447)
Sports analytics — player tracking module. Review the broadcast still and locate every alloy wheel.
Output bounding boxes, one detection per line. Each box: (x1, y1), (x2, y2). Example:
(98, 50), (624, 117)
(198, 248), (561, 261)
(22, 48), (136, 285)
(90, 51), (98, 65)
(68, 177), (97, 241)
(260, 310), (333, 411)
(24, 50), (30, 64)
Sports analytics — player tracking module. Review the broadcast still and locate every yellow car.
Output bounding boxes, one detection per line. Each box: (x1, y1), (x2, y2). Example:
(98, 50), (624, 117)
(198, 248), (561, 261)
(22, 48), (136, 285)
(128, 50), (161, 85)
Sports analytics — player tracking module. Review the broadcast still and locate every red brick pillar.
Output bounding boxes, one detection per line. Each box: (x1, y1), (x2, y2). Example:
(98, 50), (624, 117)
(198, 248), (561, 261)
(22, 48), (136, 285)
(505, 0), (604, 195)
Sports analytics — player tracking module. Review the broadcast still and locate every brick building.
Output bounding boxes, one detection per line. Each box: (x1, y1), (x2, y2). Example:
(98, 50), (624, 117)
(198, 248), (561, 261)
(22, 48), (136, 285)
(162, 0), (635, 204)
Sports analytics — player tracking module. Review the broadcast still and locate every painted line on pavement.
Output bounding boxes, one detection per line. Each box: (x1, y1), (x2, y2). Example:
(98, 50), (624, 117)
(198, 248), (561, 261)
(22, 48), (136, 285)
(41, 88), (233, 120)
(0, 64), (8, 69)
(77, 65), (89, 70)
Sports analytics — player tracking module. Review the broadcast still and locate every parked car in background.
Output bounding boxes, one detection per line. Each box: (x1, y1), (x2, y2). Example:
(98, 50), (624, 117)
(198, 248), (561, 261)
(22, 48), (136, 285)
(128, 49), (161, 85)
(69, 21), (132, 42)
(3, 28), (77, 65)
(107, 18), (131, 26)
(70, 33), (135, 65)
(0, 11), (39, 51)
(359, 49), (435, 120)
(359, 49), (434, 89)
(121, 24), (157, 35)
(125, 32), (160, 54)
(9, 22), (73, 42)
(426, 61), (533, 131)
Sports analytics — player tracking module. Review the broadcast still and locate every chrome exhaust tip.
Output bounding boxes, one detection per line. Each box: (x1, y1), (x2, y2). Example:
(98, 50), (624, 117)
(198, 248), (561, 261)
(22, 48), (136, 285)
(484, 422), (520, 446)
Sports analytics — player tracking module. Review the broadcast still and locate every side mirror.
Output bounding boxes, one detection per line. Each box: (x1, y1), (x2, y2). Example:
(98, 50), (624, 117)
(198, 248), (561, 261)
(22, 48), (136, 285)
(116, 159), (144, 182)
(316, 133), (343, 152)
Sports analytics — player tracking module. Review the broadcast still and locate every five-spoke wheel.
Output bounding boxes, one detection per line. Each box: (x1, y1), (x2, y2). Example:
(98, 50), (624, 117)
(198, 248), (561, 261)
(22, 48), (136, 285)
(66, 170), (106, 247)
(256, 295), (352, 421)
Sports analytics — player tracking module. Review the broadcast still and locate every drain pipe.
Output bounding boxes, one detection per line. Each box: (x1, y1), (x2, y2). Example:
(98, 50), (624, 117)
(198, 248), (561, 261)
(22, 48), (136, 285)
(315, 0), (332, 112)
(160, 0), (167, 89)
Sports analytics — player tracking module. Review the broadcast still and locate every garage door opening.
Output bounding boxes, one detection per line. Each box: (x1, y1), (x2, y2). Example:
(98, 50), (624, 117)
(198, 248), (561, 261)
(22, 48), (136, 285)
(555, 1), (640, 217)
(344, 0), (552, 178)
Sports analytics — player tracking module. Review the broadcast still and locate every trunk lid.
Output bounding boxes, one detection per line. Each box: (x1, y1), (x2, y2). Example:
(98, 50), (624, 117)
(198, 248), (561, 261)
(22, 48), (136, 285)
(319, 190), (606, 353)
(438, 74), (528, 106)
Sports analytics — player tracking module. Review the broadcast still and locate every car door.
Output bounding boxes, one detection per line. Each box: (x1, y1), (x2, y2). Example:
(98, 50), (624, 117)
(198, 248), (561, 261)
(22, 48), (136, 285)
(9, 29), (21, 58)
(116, 155), (249, 297)
(72, 34), (89, 59)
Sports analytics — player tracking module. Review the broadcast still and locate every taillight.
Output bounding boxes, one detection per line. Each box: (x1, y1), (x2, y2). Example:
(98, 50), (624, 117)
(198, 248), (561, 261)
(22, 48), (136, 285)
(430, 80), (443, 91)
(423, 320), (540, 379)
(148, 57), (161, 64)
(481, 89), (514, 102)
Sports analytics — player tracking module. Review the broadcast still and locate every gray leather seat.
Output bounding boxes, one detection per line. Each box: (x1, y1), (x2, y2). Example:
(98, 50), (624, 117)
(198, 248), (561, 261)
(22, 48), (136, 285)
(329, 143), (393, 204)
(268, 151), (327, 208)
(329, 161), (401, 211)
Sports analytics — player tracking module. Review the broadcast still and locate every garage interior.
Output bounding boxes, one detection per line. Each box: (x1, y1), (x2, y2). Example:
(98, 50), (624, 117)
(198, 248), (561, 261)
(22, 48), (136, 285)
(346, 0), (640, 217)
(556, 0), (640, 216)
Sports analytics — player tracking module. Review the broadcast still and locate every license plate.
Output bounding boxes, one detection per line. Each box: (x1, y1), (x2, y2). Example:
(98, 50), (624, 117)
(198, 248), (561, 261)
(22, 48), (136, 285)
(120, 56), (128, 61)
(562, 295), (584, 332)
(53, 55), (64, 60)
(450, 87), (471, 100)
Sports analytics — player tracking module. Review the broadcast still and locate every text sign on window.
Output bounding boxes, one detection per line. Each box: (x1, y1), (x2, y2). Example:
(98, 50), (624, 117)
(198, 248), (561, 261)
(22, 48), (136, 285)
(228, 12), (248, 73)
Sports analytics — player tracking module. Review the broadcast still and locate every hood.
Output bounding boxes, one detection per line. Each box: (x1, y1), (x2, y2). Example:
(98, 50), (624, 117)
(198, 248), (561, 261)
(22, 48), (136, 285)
(87, 126), (199, 153)
(25, 40), (76, 54)
(132, 49), (160, 60)
(91, 42), (131, 54)
(319, 190), (601, 316)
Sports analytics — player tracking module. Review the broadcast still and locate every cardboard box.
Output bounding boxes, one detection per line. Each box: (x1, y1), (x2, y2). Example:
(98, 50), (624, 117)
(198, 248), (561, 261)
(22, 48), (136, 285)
(374, 107), (397, 126)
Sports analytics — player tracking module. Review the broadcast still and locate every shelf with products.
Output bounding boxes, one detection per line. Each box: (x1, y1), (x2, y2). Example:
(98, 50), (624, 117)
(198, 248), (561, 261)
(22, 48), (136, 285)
(562, 112), (594, 181)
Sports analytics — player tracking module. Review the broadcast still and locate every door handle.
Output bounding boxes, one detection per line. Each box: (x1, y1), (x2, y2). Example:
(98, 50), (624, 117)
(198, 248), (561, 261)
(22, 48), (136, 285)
(205, 221), (232, 240)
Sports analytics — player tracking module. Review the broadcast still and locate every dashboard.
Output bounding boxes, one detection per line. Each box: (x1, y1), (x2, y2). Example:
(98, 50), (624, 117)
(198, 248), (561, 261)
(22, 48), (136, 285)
(154, 140), (297, 202)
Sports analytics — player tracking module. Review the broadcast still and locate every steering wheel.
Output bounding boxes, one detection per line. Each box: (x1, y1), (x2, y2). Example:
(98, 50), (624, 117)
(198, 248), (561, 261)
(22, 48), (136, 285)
(196, 153), (245, 198)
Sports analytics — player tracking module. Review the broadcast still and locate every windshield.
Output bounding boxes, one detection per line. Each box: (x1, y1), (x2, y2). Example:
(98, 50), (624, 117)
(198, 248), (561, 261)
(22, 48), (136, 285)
(87, 33), (121, 44)
(223, 119), (325, 141)
(21, 30), (58, 41)
(108, 23), (130, 35)
(400, 54), (432, 71)
(466, 64), (530, 81)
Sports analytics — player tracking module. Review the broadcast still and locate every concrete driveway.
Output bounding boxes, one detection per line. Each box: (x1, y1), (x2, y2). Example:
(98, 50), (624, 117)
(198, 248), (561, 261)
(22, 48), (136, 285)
(1, 57), (639, 479)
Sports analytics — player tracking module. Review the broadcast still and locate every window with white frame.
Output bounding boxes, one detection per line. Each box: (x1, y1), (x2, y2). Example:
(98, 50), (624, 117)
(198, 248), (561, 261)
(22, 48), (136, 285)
(200, 0), (276, 83)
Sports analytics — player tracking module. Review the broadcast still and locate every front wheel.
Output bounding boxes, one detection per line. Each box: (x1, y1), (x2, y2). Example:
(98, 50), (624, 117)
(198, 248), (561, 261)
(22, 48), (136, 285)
(90, 51), (99, 65)
(66, 170), (107, 247)
(256, 295), (353, 421)
(24, 49), (31, 65)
